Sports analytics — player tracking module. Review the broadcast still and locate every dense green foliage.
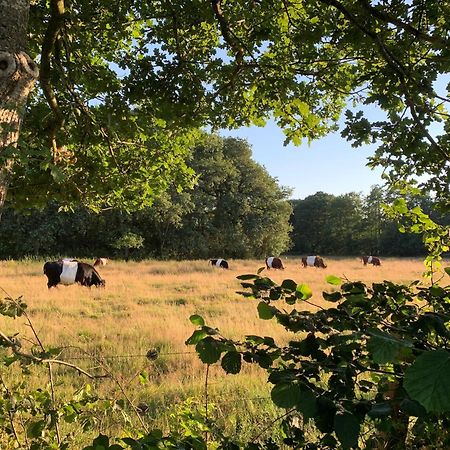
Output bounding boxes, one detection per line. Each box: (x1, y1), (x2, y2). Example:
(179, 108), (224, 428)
(290, 187), (450, 256)
(3, 182), (447, 260)
(0, 136), (292, 259)
(19, 0), (449, 211)
(185, 265), (450, 449)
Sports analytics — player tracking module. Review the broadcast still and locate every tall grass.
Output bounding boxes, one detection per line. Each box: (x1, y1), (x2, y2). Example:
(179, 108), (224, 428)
(0, 257), (442, 444)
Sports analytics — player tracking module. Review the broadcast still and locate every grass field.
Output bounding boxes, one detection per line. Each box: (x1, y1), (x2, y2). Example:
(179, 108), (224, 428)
(0, 257), (444, 446)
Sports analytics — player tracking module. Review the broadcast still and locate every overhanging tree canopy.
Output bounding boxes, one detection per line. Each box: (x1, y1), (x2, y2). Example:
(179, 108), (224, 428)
(1, 0), (449, 210)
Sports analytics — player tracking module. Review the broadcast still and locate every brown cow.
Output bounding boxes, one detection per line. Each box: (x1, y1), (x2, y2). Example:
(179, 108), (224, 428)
(265, 256), (284, 270)
(210, 259), (229, 269)
(362, 256), (381, 266)
(94, 258), (108, 267)
(301, 256), (327, 269)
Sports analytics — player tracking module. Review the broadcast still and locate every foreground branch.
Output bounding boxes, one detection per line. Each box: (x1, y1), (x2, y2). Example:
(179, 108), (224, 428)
(0, 330), (108, 379)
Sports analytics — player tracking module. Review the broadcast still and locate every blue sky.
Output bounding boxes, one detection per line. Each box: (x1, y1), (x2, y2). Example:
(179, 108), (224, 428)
(219, 74), (449, 201)
(220, 120), (384, 200)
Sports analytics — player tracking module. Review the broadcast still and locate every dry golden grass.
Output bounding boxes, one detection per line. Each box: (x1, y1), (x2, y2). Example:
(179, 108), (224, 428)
(0, 256), (445, 441)
(0, 257), (434, 351)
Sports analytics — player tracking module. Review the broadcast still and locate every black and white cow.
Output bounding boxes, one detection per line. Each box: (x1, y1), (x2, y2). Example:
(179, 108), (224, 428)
(43, 259), (105, 288)
(301, 256), (327, 269)
(362, 256), (381, 266)
(210, 259), (229, 269)
(265, 257), (284, 270)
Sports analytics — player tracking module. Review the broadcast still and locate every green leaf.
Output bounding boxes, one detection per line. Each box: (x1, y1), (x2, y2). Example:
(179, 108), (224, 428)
(322, 291), (342, 302)
(245, 335), (265, 345)
(400, 398), (426, 417)
(326, 275), (342, 285)
(237, 274), (259, 280)
(271, 382), (301, 408)
(257, 353), (273, 369)
(445, 267), (450, 276)
(189, 314), (205, 326)
(296, 283), (312, 300)
(185, 329), (207, 345)
(221, 351), (242, 374)
(27, 420), (45, 438)
(257, 301), (275, 320)
(50, 165), (66, 183)
(368, 402), (391, 418)
(281, 279), (297, 291)
(271, 383), (316, 417)
(334, 412), (360, 449)
(296, 389), (317, 418)
(367, 330), (413, 364)
(404, 349), (450, 412)
(257, 266), (266, 274)
(138, 371), (149, 385)
(393, 198), (408, 213)
(195, 337), (222, 364)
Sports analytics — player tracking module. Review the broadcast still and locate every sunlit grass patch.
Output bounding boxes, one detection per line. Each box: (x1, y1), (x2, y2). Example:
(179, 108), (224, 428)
(0, 256), (444, 445)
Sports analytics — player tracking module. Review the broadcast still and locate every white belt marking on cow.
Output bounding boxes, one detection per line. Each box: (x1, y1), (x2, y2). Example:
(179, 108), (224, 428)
(60, 261), (78, 285)
(368, 256), (373, 264)
(306, 256), (316, 266)
(215, 259), (224, 267)
(266, 257), (274, 268)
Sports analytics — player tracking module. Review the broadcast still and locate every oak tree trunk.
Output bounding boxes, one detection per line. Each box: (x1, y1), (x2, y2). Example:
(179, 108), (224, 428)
(0, 0), (39, 216)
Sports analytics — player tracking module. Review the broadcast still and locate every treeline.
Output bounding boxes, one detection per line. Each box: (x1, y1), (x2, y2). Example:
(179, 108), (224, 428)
(0, 136), (292, 260)
(1, 135), (448, 260)
(290, 188), (450, 256)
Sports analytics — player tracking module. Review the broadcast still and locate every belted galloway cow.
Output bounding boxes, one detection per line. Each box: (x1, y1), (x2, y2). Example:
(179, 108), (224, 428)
(210, 259), (229, 269)
(362, 256), (381, 266)
(265, 256), (284, 270)
(44, 259), (105, 288)
(301, 256), (327, 269)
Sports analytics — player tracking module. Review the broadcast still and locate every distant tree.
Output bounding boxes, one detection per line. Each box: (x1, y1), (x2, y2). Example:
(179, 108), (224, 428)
(133, 191), (195, 258)
(360, 185), (386, 254)
(290, 188), (437, 256)
(112, 232), (144, 262)
(0, 135), (292, 260)
(292, 192), (364, 254)
(327, 193), (364, 254)
(291, 192), (332, 254)
(157, 135), (293, 259)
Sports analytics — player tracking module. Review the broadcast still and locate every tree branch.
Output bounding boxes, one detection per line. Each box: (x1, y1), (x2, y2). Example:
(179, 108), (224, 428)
(0, 330), (108, 379)
(357, 0), (450, 48)
(211, 0), (244, 64)
(39, 0), (66, 154)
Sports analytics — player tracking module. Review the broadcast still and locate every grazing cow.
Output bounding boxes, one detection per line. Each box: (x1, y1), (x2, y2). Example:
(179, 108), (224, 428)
(265, 256), (284, 270)
(210, 259), (229, 269)
(43, 260), (105, 288)
(94, 258), (108, 267)
(301, 256), (327, 269)
(362, 256), (381, 266)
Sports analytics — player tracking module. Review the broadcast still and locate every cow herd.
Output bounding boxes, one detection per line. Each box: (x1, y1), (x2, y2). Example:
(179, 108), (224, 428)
(44, 255), (381, 288)
(210, 255), (381, 271)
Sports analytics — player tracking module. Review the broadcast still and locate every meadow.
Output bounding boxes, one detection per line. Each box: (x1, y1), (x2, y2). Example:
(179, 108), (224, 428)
(0, 257), (441, 445)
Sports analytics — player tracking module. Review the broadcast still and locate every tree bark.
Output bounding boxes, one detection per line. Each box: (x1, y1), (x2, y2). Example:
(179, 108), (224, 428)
(0, 0), (39, 214)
